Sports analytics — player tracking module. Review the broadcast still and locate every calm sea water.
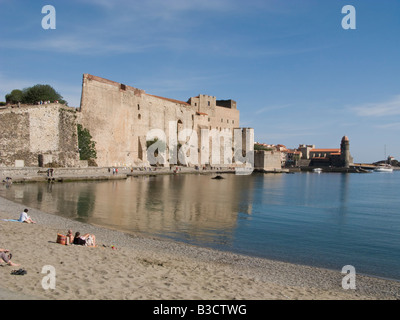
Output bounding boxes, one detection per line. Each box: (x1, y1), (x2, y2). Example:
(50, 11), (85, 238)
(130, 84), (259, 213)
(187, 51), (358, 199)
(1, 171), (400, 280)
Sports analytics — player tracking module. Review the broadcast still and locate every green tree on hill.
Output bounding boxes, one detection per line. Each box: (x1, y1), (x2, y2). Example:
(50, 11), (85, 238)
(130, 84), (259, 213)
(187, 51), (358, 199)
(5, 89), (24, 104)
(22, 84), (67, 105)
(4, 84), (67, 105)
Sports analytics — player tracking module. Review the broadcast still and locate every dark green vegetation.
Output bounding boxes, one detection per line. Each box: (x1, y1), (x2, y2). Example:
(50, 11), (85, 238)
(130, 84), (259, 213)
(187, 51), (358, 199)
(77, 124), (97, 165)
(5, 84), (67, 105)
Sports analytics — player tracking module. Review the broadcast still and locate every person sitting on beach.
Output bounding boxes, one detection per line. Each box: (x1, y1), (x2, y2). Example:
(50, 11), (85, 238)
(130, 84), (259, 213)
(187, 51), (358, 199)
(73, 232), (96, 247)
(0, 248), (19, 266)
(66, 229), (74, 245)
(18, 209), (36, 224)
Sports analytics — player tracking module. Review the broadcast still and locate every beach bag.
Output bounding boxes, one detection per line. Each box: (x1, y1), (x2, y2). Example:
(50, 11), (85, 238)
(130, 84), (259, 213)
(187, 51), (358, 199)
(56, 233), (67, 245)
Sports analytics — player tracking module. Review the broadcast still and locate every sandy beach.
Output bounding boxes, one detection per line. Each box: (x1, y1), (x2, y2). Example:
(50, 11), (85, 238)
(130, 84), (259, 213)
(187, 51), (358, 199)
(1, 194), (400, 301)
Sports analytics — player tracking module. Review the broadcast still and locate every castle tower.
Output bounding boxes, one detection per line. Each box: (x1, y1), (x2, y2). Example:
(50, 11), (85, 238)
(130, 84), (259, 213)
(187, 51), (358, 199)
(340, 136), (350, 168)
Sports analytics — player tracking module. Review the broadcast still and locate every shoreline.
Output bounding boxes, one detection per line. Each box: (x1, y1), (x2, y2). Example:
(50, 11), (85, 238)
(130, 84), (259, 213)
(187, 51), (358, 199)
(0, 166), (238, 184)
(2, 163), (399, 185)
(1, 196), (400, 300)
(2, 164), (398, 185)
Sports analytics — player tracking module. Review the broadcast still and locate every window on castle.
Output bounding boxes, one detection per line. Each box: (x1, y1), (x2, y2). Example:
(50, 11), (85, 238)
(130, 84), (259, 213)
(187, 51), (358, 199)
(221, 119), (223, 123)
(120, 84), (126, 91)
(138, 114), (141, 120)
(208, 101), (210, 106)
(137, 104), (140, 110)
(208, 118), (210, 122)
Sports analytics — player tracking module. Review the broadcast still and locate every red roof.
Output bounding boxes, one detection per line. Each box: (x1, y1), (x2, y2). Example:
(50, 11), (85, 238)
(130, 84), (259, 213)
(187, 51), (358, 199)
(310, 149), (340, 153)
(147, 94), (190, 106)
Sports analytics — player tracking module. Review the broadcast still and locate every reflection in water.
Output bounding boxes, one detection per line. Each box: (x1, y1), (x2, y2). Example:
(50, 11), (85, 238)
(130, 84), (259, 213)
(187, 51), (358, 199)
(338, 173), (349, 222)
(77, 190), (96, 220)
(2, 172), (400, 280)
(1, 175), (256, 248)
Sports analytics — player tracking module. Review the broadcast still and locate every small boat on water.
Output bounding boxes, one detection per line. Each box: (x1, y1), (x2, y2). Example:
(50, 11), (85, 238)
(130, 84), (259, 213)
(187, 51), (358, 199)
(374, 165), (393, 172)
(313, 168), (322, 173)
(375, 145), (394, 172)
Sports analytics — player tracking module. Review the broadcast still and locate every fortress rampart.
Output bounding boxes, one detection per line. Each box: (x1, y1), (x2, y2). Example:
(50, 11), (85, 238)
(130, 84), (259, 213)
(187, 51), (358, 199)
(79, 74), (249, 167)
(0, 74), (253, 169)
(0, 104), (79, 168)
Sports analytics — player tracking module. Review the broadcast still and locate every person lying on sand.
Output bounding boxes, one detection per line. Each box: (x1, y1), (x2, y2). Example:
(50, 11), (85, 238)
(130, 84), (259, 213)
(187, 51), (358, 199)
(0, 248), (19, 266)
(18, 209), (36, 224)
(73, 232), (96, 247)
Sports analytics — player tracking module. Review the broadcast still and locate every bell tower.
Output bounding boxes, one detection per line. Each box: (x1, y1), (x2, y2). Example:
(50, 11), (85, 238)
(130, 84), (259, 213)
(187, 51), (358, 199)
(340, 136), (350, 168)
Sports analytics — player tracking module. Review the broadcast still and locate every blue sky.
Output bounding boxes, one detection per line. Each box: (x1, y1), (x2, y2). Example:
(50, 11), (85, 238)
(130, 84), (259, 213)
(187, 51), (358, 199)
(1, 0), (399, 163)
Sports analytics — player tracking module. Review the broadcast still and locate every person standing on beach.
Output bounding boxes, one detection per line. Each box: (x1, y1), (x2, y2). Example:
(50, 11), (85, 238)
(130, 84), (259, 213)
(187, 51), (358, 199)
(18, 209), (36, 224)
(0, 249), (19, 266)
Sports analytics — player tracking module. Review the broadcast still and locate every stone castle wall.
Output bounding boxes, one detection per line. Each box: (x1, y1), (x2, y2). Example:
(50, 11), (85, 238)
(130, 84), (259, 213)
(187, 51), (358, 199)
(0, 104), (79, 167)
(79, 74), (244, 167)
(0, 74), (252, 169)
